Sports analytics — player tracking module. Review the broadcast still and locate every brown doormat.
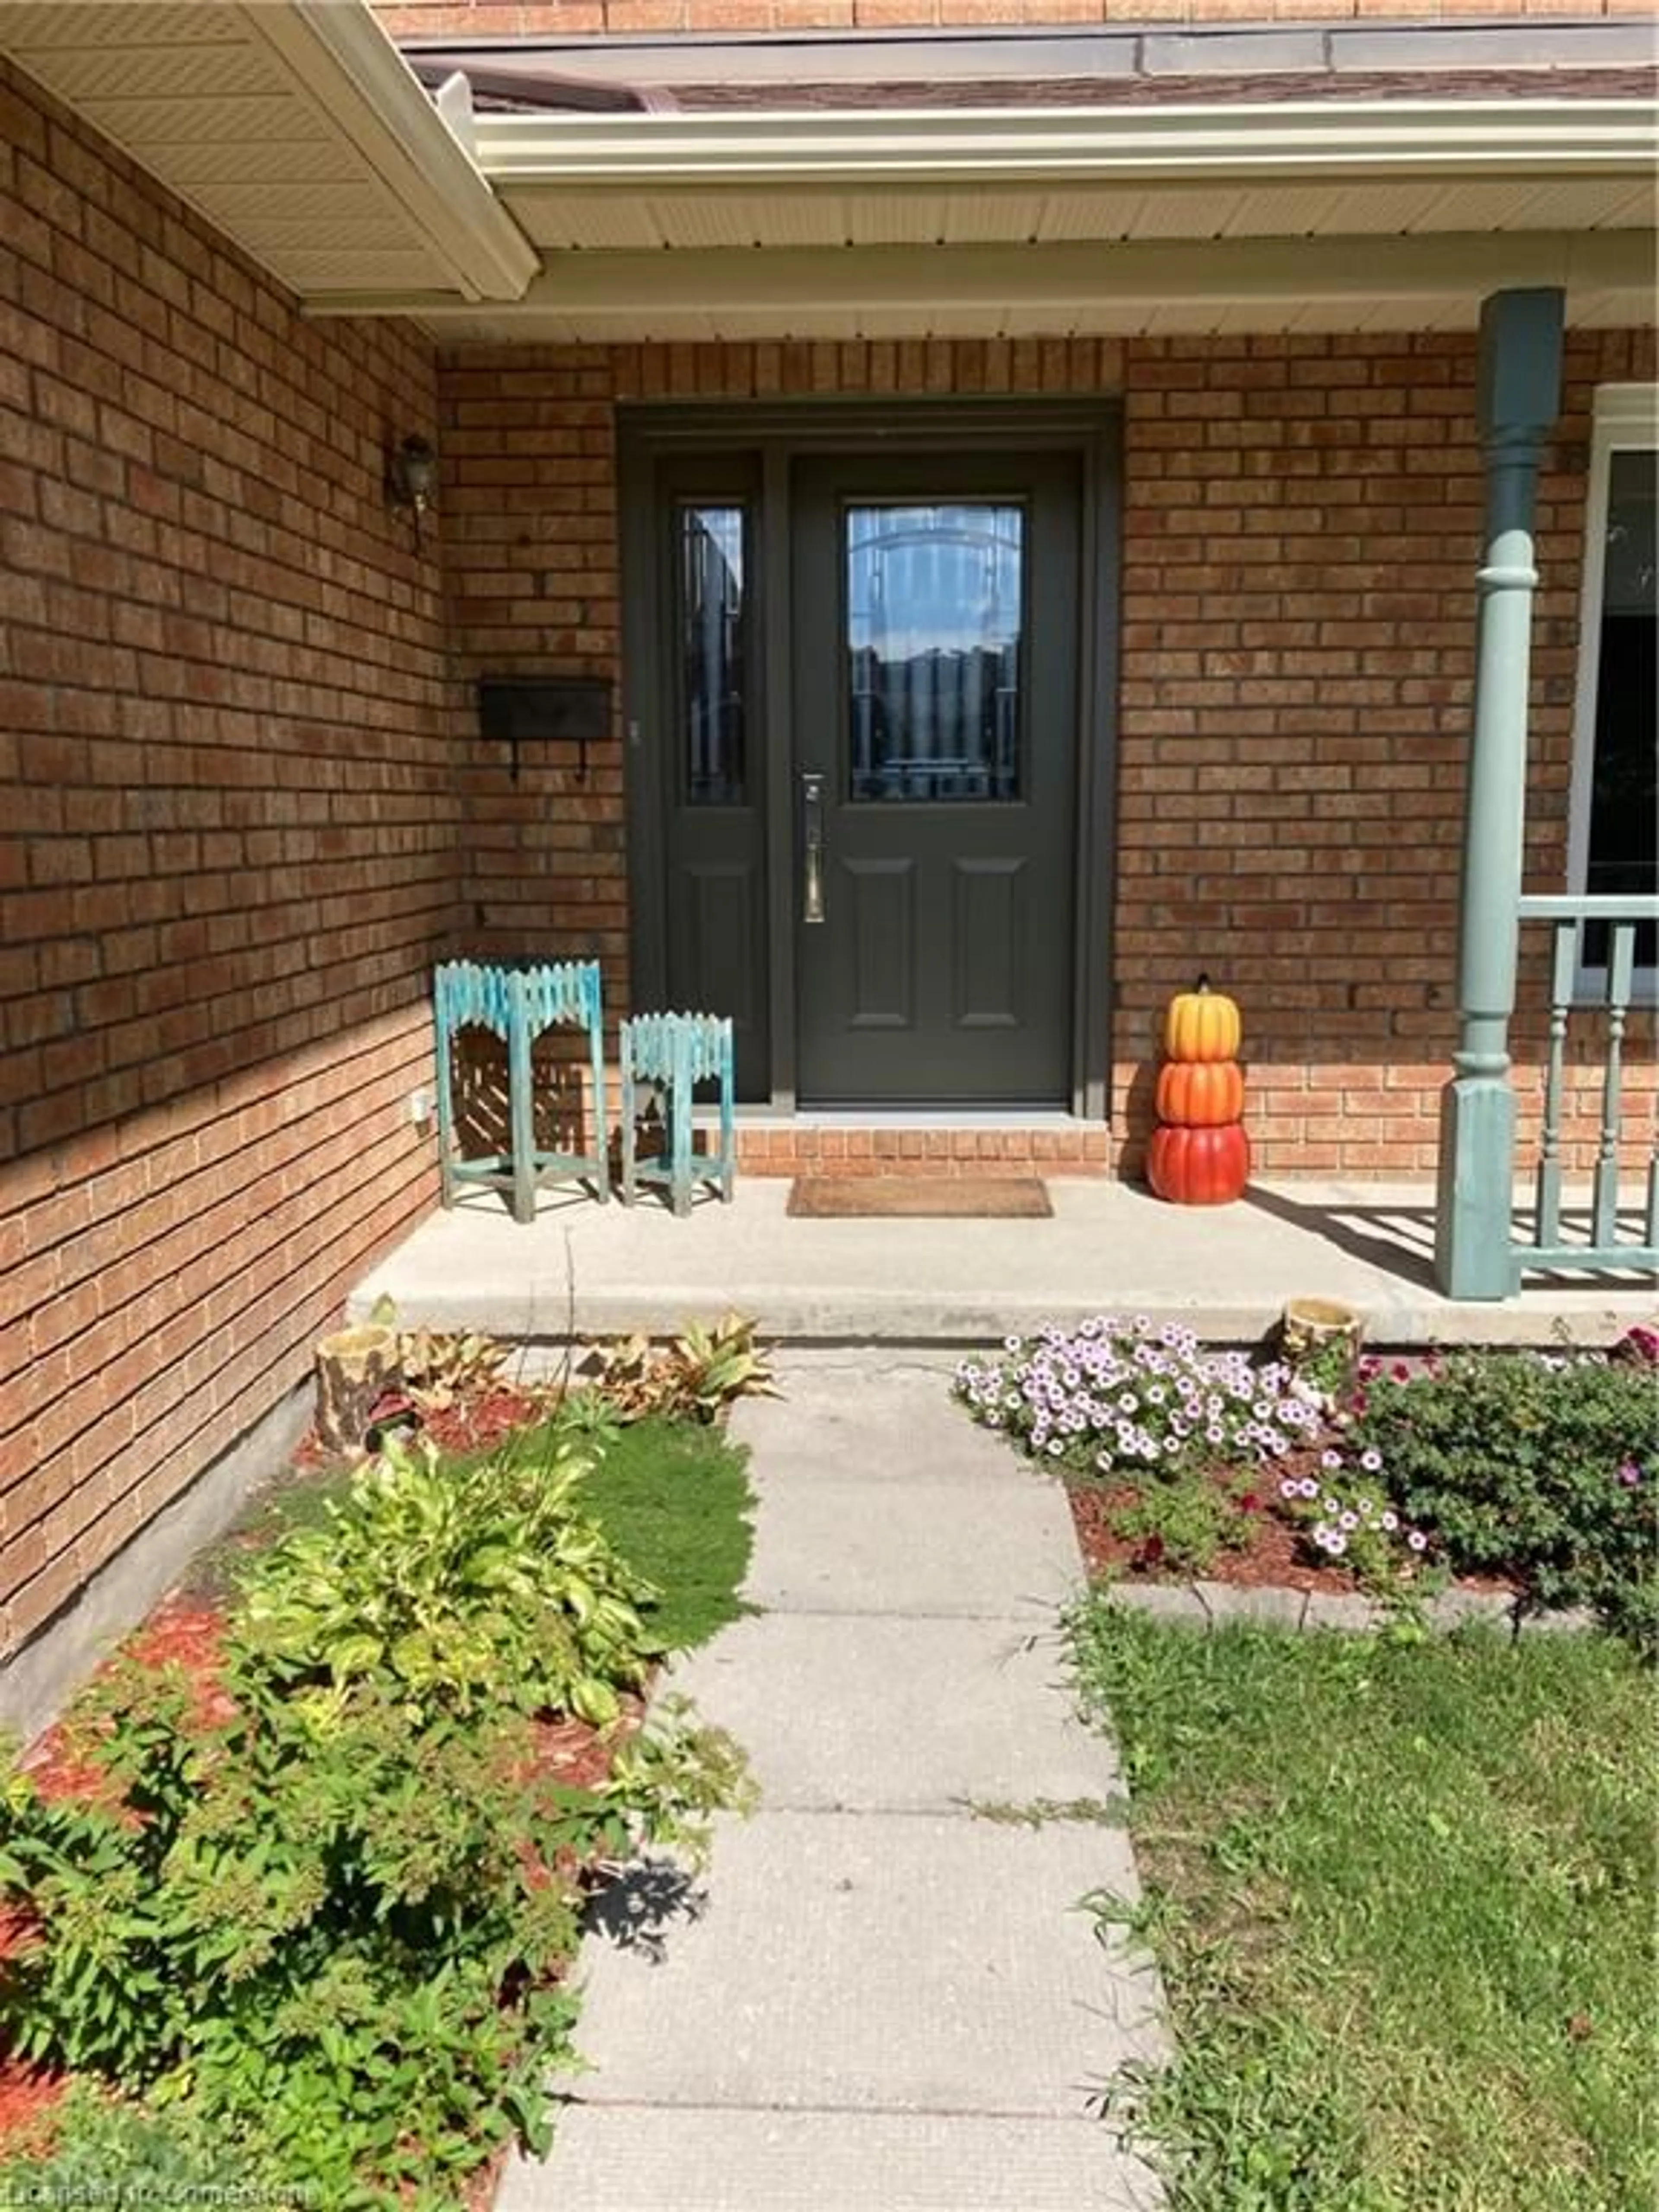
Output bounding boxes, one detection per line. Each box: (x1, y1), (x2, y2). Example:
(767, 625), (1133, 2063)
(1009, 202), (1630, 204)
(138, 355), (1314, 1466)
(788, 1175), (1052, 1219)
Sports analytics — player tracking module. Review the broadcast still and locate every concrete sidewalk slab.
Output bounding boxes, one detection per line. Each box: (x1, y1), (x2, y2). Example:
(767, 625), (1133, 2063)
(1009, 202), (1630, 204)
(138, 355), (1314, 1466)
(499, 2108), (1163, 2212)
(731, 1363), (1024, 1488)
(669, 1614), (1114, 1812)
(741, 1475), (1079, 1617)
(571, 1808), (1161, 2117)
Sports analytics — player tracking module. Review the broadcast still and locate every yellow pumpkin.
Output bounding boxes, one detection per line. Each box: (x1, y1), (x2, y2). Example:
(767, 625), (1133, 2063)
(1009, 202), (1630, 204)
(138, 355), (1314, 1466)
(1162, 975), (1242, 1064)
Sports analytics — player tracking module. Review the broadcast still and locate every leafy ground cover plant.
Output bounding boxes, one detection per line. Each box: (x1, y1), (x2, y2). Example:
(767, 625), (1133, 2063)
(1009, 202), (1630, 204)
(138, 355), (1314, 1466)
(1351, 1347), (1656, 1649)
(955, 1317), (1325, 1476)
(572, 1414), (757, 1651)
(1071, 1601), (1659, 2212)
(0, 1384), (757, 2204)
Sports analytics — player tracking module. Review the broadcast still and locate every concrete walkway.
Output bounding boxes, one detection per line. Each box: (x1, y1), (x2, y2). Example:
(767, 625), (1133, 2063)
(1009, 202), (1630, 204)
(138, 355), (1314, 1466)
(498, 1356), (1169, 2212)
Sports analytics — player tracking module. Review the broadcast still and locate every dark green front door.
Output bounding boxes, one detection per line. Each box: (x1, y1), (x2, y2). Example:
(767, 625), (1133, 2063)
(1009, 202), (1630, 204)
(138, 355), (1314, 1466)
(791, 452), (1081, 1106)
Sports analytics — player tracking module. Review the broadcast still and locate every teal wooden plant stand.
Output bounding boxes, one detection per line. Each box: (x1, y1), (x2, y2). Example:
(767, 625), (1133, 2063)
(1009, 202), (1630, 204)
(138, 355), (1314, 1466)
(619, 1011), (736, 1217)
(433, 959), (609, 1224)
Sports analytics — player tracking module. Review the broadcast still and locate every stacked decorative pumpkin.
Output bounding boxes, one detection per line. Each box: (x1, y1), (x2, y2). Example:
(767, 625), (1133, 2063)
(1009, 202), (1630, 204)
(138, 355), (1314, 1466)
(1148, 976), (1251, 1205)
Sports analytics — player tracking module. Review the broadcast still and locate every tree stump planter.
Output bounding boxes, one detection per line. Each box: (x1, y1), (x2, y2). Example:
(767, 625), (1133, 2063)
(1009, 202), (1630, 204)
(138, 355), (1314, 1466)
(1277, 1298), (1367, 1397)
(313, 1324), (400, 1457)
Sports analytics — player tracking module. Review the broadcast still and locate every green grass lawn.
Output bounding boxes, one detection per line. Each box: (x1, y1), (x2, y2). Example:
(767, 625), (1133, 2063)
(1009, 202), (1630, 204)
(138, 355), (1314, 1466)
(1071, 1602), (1658, 2212)
(185, 1405), (756, 1658)
(575, 1413), (756, 1652)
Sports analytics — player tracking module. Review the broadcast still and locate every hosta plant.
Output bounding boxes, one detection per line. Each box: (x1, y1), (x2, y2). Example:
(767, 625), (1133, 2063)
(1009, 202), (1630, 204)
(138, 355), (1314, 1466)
(233, 1428), (658, 1726)
(585, 1313), (777, 1426)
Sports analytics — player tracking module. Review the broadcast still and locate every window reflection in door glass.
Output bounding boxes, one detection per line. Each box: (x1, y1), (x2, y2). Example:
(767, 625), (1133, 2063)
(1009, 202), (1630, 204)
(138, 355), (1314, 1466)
(677, 502), (747, 806)
(844, 503), (1024, 802)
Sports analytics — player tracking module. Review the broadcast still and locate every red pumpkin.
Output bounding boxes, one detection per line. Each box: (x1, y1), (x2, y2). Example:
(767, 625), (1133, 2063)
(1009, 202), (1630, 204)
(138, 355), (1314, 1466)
(1147, 1122), (1251, 1207)
(1155, 1059), (1245, 1129)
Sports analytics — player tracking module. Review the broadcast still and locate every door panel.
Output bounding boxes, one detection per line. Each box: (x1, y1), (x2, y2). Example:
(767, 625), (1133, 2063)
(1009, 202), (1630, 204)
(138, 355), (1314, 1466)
(952, 857), (1025, 1030)
(793, 452), (1080, 1106)
(844, 858), (917, 1030)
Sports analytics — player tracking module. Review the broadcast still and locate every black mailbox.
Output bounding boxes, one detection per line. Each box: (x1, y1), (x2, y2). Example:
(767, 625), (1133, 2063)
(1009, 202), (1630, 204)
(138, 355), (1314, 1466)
(477, 677), (612, 782)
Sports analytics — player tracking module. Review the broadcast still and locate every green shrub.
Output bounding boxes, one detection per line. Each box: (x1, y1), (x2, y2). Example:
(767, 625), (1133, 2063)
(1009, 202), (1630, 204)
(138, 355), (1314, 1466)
(0, 2080), (285, 2197)
(1353, 1351), (1656, 1646)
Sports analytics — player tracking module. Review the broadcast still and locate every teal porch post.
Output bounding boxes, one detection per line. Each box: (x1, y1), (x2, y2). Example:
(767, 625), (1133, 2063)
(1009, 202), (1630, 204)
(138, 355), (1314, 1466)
(1434, 288), (1565, 1300)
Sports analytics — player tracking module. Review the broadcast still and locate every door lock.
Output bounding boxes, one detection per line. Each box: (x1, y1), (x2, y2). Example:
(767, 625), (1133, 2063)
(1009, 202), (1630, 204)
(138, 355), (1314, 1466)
(801, 772), (826, 925)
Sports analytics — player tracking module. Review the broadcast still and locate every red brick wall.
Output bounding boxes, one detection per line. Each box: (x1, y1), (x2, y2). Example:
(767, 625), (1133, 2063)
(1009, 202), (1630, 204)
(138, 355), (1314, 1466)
(1116, 327), (1655, 1176)
(0, 60), (461, 1657)
(379, 0), (1651, 32)
(439, 329), (1654, 1179)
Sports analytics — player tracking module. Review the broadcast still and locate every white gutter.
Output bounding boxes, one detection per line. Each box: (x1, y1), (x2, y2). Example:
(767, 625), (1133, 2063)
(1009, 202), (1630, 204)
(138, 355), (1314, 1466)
(476, 99), (1658, 184)
(247, 1), (539, 302)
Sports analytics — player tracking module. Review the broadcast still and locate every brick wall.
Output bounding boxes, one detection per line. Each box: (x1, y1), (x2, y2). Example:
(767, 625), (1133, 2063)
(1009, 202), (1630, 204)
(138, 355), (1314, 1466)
(1116, 326), (1655, 1177)
(378, 1), (1649, 34)
(439, 328), (1654, 1179)
(0, 60), (460, 1658)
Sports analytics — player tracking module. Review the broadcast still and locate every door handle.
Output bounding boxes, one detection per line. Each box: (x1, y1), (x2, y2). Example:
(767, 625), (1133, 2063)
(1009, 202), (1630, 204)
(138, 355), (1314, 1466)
(801, 772), (826, 925)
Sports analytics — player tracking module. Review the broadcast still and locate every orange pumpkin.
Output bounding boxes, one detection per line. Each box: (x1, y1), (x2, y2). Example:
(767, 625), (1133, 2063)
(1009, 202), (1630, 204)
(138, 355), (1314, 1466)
(1147, 1122), (1251, 1207)
(1155, 1058), (1245, 1129)
(1162, 975), (1242, 1064)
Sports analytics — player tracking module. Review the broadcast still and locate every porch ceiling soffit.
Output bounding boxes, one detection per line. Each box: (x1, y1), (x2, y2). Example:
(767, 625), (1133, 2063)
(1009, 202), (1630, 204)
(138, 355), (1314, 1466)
(0, 0), (537, 304)
(301, 99), (1656, 341)
(315, 230), (1655, 342)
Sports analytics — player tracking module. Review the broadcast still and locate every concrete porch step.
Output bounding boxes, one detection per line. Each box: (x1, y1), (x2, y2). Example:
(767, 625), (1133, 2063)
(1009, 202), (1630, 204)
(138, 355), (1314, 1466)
(350, 1178), (1654, 1350)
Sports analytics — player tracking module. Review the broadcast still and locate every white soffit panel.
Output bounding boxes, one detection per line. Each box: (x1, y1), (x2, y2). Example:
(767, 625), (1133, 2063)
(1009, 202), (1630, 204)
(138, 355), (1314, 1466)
(497, 164), (1656, 257)
(0, 0), (537, 303)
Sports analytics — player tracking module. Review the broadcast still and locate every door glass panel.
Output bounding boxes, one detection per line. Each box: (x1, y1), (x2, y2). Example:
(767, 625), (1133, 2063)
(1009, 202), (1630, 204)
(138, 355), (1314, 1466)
(845, 502), (1024, 802)
(677, 502), (747, 806)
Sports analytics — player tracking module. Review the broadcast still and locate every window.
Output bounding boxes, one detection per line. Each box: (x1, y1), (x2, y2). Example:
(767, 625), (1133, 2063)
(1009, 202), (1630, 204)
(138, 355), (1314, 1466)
(1568, 386), (1657, 982)
(675, 501), (748, 807)
(843, 502), (1025, 803)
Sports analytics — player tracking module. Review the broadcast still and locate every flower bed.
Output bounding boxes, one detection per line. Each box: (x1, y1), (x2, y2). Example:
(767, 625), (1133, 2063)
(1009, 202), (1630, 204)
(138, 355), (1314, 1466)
(0, 1320), (769, 2204)
(956, 1317), (1656, 1643)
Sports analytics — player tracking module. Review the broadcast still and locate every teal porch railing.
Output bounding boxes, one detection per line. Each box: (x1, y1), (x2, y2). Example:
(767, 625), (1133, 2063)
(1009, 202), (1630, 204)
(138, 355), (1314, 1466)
(1513, 897), (1657, 1285)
